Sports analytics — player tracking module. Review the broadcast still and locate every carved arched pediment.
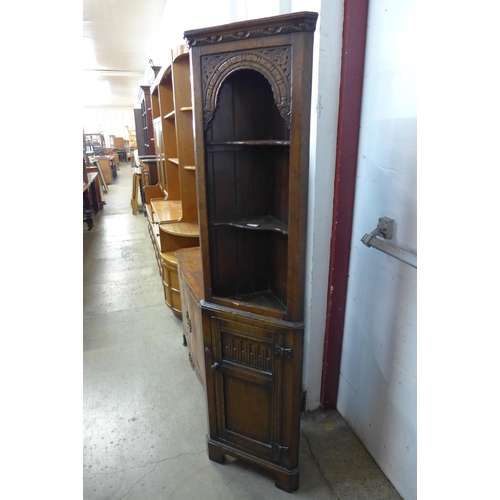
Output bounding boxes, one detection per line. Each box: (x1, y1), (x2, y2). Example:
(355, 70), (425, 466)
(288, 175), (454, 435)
(202, 47), (292, 129)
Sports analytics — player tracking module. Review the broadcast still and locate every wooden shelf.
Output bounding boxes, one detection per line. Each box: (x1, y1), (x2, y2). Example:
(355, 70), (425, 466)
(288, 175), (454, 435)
(212, 215), (288, 235)
(161, 251), (178, 266)
(151, 199), (182, 222)
(160, 221), (199, 238)
(221, 290), (287, 312)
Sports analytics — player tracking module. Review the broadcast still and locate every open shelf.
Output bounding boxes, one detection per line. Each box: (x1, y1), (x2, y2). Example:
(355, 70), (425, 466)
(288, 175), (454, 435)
(161, 251), (178, 266)
(160, 221), (199, 238)
(217, 290), (287, 313)
(151, 199), (182, 222)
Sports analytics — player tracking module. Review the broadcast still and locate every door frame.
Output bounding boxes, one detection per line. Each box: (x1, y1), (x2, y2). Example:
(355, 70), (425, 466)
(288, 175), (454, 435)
(320, 0), (370, 410)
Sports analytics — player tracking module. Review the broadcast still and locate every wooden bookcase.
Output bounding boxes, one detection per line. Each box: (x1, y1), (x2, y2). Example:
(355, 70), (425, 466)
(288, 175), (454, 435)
(139, 85), (156, 156)
(143, 46), (200, 319)
(184, 12), (318, 492)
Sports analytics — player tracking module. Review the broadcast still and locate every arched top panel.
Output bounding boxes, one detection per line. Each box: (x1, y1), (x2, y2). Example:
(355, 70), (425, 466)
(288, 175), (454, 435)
(201, 47), (292, 129)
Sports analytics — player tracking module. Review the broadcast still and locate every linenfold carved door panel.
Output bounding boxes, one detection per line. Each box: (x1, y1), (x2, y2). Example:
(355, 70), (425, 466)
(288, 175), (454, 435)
(208, 316), (284, 461)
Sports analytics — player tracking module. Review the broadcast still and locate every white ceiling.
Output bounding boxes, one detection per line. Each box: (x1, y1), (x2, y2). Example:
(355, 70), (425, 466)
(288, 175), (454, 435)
(83, 0), (168, 108)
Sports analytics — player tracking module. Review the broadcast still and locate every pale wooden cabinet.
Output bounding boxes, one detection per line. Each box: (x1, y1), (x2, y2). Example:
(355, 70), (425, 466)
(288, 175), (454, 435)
(143, 45), (200, 320)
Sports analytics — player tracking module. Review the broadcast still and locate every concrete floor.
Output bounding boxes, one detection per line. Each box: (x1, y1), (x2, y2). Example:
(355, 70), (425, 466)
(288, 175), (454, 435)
(83, 163), (403, 500)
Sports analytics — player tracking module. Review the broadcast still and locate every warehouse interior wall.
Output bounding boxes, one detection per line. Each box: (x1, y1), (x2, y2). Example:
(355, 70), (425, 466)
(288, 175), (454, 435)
(83, 106), (136, 148)
(335, 2), (417, 499)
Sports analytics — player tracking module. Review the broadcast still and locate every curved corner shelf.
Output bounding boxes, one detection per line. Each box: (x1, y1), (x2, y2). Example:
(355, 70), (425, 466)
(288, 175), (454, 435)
(161, 251), (178, 266)
(160, 221), (200, 238)
(150, 199), (183, 222)
(211, 215), (288, 235)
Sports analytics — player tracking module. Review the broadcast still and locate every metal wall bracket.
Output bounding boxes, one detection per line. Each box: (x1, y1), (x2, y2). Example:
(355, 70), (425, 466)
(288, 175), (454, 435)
(361, 217), (417, 268)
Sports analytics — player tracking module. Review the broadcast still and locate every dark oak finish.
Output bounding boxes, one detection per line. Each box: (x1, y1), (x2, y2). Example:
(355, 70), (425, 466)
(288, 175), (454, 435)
(139, 85), (156, 156)
(185, 12), (317, 492)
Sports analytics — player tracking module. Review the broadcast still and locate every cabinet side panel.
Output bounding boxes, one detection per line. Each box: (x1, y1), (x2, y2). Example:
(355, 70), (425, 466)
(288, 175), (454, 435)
(286, 32), (315, 321)
(274, 147), (290, 224)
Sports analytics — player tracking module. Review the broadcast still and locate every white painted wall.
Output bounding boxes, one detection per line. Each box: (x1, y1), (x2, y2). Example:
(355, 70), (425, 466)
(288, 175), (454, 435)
(301, 0), (343, 410)
(336, 2), (417, 500)
(82, 106), (136, 148)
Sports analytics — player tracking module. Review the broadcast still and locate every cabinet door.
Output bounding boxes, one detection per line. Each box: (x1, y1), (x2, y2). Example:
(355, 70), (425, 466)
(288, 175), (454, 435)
(205, 315), (298, 464)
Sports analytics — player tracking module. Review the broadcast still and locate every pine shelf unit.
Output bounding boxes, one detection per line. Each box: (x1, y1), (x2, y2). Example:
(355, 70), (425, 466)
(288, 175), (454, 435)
(142, 45), (200, 319)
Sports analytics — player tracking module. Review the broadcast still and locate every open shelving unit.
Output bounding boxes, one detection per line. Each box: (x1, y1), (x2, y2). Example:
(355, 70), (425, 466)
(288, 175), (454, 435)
(141, 45), (200, 319)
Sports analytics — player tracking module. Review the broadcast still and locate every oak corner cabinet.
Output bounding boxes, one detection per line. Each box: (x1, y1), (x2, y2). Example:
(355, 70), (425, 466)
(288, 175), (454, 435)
(184, 11), (318, 493)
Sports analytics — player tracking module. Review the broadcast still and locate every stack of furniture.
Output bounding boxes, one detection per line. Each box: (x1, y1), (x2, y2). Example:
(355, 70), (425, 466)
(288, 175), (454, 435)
(110, 136), (128, 162)
(89, 155), (117, 184)
(179, 11), (318, 492)
(83, 156), (104, 230)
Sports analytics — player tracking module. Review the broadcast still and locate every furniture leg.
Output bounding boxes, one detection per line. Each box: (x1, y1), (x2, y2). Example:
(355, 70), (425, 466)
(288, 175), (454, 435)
(83, 190), (94, 230)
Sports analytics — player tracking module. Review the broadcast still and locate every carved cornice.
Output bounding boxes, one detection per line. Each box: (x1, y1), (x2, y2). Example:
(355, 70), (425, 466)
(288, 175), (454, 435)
(184, 11), (318, 48)
(202, 47), (292, 129)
